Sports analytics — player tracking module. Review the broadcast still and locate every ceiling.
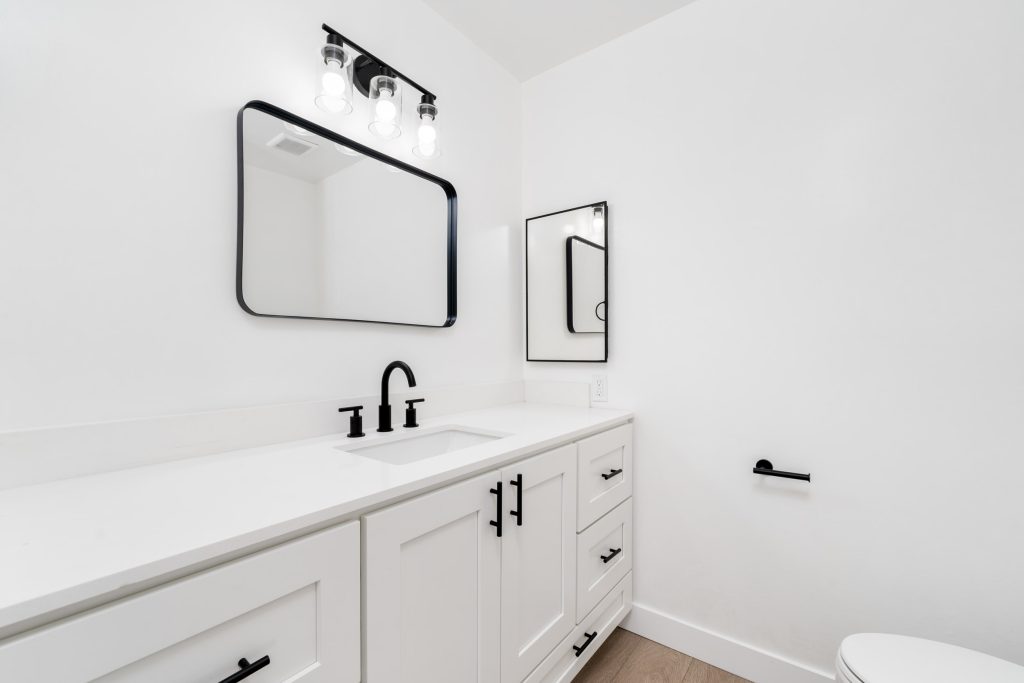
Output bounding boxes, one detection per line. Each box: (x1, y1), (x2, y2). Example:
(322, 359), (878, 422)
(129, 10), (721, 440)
(422, 0), (696, 81)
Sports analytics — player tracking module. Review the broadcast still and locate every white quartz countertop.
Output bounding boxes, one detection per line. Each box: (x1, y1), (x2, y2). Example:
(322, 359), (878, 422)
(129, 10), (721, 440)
(0, 402), (631, 634)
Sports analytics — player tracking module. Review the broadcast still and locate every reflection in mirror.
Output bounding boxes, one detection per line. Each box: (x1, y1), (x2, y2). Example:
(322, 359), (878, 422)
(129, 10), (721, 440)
(527, 202), (608, 361)
(237, 102), (456, 326)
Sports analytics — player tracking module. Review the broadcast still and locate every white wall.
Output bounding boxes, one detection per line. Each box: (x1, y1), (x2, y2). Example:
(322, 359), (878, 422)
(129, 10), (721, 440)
(0, 0), (522, 430)
(523, 0), (1024, 676)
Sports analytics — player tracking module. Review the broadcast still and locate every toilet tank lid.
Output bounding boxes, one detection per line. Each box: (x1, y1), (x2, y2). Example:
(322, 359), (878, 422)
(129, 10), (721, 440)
(840, 634), (1024, 683)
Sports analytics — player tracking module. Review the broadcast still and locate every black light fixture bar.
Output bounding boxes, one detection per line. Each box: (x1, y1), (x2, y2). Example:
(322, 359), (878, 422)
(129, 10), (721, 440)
(321, 23), (436, 101)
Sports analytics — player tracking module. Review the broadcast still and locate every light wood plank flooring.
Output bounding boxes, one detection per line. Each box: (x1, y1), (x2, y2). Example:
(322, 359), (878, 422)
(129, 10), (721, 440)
(574, 628), (751, 683)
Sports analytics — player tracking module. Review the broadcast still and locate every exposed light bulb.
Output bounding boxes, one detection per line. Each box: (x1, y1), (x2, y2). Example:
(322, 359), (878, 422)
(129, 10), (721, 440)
(369, 75), (402, 140)
(418, 121), (438, 144)
(412, 100), (441, 159)
(375, 93), (397, 122)
(321, 61), (347, 95)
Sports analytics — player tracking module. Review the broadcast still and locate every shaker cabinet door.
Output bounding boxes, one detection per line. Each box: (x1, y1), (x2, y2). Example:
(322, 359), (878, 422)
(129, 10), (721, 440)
(363, 471), (502, 683)
(500, 445), (578, 683)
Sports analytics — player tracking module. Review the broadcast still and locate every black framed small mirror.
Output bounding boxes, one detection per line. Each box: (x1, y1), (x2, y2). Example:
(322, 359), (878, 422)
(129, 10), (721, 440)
(526, 201), (608, 362)
(236, 100), (457, 327)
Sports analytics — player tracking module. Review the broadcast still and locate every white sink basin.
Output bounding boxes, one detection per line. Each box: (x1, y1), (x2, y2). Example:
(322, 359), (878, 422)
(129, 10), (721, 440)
(339, 426), (504, 465)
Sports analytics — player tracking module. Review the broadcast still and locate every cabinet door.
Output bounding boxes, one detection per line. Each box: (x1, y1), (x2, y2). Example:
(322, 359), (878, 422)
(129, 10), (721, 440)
(0, 522), (360, 683)
(364, 471), (502, 683)
(500, 445), (578, 683)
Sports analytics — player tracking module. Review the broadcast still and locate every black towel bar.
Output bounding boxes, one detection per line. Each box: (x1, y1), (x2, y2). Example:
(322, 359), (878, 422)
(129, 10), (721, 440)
(753, 459), (810, 482)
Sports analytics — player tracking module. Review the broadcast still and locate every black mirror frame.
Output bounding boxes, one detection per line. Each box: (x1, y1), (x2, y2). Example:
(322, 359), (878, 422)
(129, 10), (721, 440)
(525, 201), (609, 362)
(235, 100), (457, 327)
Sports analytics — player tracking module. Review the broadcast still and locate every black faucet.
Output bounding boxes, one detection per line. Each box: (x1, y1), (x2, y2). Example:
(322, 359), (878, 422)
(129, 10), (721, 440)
(378, 360), (416, 432)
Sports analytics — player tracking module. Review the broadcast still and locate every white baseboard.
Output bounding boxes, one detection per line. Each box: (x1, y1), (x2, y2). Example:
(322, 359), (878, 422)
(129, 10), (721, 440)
(622, 602), (833, 683)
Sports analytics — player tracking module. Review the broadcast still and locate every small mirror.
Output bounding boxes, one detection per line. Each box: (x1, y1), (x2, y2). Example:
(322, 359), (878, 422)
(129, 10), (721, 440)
(526, 202), (608, 361)
(237, 101), (456, 326)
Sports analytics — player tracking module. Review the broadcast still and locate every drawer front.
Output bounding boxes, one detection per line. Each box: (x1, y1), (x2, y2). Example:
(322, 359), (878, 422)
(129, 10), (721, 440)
(523, 572), (633, 683)
(577, 424), (632, 530)
(0, 522), (360, 683)
(576, 499), (632, 622)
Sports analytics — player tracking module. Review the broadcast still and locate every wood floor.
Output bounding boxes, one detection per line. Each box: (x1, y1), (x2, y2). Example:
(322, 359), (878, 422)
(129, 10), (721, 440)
(574, 628), (751, 683)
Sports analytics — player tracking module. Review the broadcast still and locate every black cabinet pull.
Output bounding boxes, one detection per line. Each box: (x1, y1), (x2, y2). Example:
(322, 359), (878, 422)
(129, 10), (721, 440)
(573, 631), (598, 657)
(509, 474), (523, 526)
(601, 468), (623, 480)
(490, 481), (503, 537)
(600, 547), (622, 563)
(217, 655), (270, 683)
(753, 459), (810, 482)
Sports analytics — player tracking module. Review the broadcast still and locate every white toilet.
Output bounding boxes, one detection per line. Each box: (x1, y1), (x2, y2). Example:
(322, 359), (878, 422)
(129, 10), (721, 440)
(836, 634), (1024, 682)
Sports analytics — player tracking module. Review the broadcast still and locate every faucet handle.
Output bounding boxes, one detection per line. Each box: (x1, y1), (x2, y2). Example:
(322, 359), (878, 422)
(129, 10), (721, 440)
(404, 398), (425, 429)
(338, 405), (365, 438)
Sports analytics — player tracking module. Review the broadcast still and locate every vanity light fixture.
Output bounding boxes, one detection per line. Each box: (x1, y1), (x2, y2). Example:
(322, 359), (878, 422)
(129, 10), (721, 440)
(413, 96), (440, 159)
(369, 69), (402, 139)
(315, 23), (441, 157)
(315, 34), (354, 114)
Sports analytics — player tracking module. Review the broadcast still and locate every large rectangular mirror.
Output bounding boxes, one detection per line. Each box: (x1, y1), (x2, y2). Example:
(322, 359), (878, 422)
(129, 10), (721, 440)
(236, 101), (456, 327)
(526, 202), (608, 361)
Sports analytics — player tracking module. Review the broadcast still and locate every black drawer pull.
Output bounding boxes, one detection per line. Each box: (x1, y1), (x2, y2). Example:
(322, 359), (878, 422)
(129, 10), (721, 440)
(600, 547), (622, 563)
(509, 473), (523, 526)
(753, 459), (810, 482)
(490, 481), (503, 537)
(573, 631), (598, 657)
(601, 468), (623, 480)
(218, 655), (270, 683)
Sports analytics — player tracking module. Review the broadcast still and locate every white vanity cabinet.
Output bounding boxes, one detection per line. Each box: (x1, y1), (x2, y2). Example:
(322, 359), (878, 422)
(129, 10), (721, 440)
(364, 424), (633, 683)
(0, 412), (633, 683)
(0, 522), (361, 683)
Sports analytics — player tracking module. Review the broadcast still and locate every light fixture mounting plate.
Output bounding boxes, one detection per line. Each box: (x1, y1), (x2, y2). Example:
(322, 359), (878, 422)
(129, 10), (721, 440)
(353, 54), (383, 98)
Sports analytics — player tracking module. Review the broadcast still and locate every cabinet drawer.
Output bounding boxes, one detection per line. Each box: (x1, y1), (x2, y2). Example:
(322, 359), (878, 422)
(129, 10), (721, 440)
(577, 424), (632, 530)
(523, 572), (633, 683)
(0, 522), (360, 683)
(577, 499), (632, 622)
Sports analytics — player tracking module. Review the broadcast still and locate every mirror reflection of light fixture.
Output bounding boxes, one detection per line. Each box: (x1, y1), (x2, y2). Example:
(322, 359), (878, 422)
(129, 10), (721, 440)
(368, 69), (402, 139)
(315, 23), (441, 159)
(592, 206), (605, 232)
(334, 142), (362, 157)
(315, 34), (354, 114)
(287, 123), (312, 136)
(413, 96), (441, 159)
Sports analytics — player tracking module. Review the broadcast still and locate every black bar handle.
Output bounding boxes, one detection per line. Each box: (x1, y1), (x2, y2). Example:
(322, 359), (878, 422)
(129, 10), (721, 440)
(600, 547), (622, 564)
(601, 468), (623, 481)
(509, 474), (523, 526)
(217, 656), (270, 683)
(490, 482), (503, 537)
(404, 398), (424, 428)
(573, 631), (598, 657)
(338, 405), (365, 438)
(753, 459), (810, 482)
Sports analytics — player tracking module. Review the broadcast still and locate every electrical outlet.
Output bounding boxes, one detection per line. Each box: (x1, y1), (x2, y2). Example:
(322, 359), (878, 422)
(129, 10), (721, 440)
(591, 374), (608, 403)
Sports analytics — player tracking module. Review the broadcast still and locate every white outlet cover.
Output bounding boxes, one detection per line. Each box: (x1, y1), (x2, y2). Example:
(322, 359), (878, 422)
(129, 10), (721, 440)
(591, 374), (608, 402)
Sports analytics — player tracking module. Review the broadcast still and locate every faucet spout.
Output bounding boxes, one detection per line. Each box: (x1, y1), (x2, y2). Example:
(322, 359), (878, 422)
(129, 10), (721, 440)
(378, 361), (417, 432)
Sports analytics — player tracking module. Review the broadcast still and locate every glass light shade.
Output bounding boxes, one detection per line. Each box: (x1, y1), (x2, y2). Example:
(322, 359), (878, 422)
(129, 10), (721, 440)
(368, 74), (402, 139)
(315, 43), (353, 115)
(413, 101), (441, 159)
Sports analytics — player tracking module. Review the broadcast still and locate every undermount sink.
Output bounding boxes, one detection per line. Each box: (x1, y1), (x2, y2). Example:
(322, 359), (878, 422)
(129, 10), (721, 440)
(339, 426), (505, 465)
